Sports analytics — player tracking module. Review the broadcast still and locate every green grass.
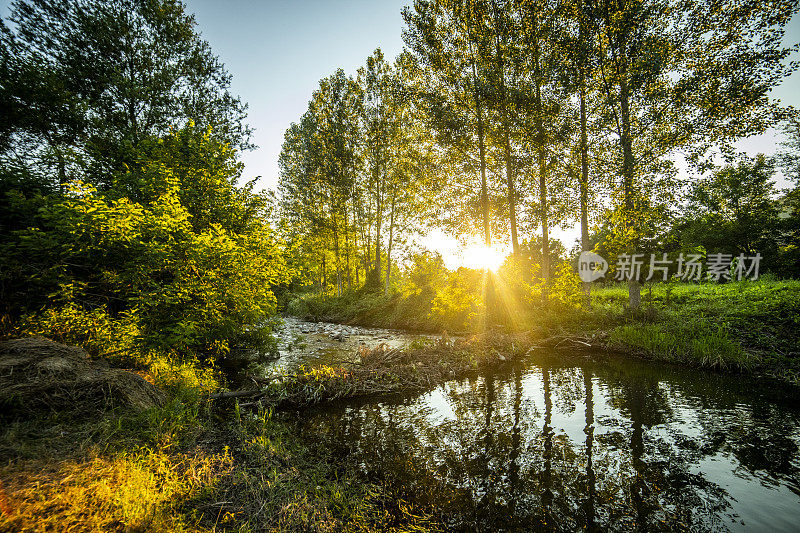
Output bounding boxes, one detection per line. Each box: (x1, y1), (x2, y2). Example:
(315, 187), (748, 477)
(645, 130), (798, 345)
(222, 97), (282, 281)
(608, 321), (751, 369)
(595, 279), (800, 377)
(0, 379), (441, 532)
(289, 279), (800, 381)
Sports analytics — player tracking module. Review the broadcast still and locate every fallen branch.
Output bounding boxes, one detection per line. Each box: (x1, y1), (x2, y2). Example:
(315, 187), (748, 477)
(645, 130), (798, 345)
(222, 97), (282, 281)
(208, 389), (265, 400)
(554, 337), (592, 348)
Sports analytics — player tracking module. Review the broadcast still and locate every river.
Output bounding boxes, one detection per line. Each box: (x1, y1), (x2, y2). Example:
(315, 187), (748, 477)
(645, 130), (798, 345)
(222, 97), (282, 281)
(275, 318), (800, 532)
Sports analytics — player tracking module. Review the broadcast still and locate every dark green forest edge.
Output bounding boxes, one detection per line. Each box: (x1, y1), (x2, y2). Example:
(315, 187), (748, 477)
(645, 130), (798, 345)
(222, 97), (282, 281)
(1, 0), (799, 531)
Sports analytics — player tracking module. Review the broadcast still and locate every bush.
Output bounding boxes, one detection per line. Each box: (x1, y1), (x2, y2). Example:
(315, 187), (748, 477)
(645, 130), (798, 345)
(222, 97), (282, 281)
(428, 269), (483, 331)
(1, 127), (290, 370)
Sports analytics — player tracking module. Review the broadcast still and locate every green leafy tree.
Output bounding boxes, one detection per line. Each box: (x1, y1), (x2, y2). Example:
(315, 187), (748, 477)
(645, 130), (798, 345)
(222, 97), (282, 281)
(278, 52), (437, 297)
(115, 123), (267, 234)
(776, 185), (800, 276)
(2, 127), (287, 366)
(592, 0), (797, 307)
(778, 120), (800, 184)
(278, 69), (362, 296)
(0, 0), (251, 187)
(403, 0), (495, 246)
(678, 155), (781, 261)
(360, 51), (436, 294)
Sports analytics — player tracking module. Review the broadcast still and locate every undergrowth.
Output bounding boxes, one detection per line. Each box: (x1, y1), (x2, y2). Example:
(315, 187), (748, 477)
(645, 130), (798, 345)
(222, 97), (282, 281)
(0, 355), (443, 533)
(289, 279), (800, 379)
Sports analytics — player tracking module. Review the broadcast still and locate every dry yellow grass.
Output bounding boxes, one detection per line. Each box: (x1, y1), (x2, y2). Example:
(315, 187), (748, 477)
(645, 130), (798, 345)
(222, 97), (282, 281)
(0, 450), (233, 533)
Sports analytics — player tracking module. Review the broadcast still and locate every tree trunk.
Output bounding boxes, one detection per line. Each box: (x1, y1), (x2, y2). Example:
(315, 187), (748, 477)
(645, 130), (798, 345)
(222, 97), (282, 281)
(385, 189), (397, 296)
(490, 3), (519, 255)
(374, 153), (382, 285)
(533, 39), (549, 300)
(618, 39), (640, 309)
(466, 7), (491, 247)
(363, 209), (372, 280)
(56, 149), (67, 190)
(476, 91), (491, 247)
(321, 254), (326, 294)
(344, 209), (351, 288)
(332, 212), (342, 297)
(504, 127), (519, 256)
(538, 145), (549, 297)
(351, 201), (360, 286)
(579, 64), (591, 309)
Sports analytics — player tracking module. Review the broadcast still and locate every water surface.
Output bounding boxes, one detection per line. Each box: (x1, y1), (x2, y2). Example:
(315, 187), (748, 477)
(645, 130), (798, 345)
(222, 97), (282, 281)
(268, 316), (433, 373)
(297, 349), (800, 532)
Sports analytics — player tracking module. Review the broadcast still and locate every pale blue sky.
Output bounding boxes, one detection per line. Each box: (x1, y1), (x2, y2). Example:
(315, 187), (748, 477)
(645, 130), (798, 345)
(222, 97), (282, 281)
(183, 0), (409, 190)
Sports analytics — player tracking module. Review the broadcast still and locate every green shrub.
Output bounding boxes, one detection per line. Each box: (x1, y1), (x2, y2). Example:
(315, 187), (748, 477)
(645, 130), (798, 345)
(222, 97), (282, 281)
(2, 127), (291, 369)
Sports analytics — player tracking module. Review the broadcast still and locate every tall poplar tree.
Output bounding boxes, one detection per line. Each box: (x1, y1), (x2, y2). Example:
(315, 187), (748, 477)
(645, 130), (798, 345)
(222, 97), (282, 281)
(593, 0), (798, 307)
(403, 0), (494, 247)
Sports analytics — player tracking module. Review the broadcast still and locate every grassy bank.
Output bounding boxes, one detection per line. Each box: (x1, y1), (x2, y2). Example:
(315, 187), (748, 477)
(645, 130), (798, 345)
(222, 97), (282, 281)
(0, 364), (441, 532)
(3, 279), (798, 531)
(289, 279), (800, 383)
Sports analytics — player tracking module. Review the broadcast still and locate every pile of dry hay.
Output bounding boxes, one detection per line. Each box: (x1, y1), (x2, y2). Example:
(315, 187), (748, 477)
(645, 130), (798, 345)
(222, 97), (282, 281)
(0, 337), (164, 417)
(231, 333), (527, 409)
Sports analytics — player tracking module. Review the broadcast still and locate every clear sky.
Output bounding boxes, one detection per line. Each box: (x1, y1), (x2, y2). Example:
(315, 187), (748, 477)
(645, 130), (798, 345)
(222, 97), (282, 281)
(2, 0), (799, 261)
(184, 0), (409, 191)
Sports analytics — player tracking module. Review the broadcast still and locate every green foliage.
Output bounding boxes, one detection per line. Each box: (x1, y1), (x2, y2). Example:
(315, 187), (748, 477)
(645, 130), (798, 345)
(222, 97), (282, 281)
(596, 279), (800, 375)
(495, 255), (539, 305)
(776, 187), (800, 275)
(549, 261), (583, 308)
(0, 0), (251, 186)
(677, 155), (781, 259)
(1, 1), (279, 376)
(400, 251), (447, 297)
(609, 321), (751, 369)
(115, 124), (267, 234)
(2, 126), (289, 370)
(778, 120), (800, 183)
(428, 269), (483, 330)
(277, 51), (436, 298)
(15, 302), (140, 363)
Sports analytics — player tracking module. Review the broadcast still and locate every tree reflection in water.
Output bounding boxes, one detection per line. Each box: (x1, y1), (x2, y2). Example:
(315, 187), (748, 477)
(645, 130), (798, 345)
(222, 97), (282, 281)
(298, 352), (800, 532)
(583, 367), (596, 531)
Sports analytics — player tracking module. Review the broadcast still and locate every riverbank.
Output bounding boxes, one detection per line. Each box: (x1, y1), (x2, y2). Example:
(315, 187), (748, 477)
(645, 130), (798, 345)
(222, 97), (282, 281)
(288, 279), (800, 384)
(236, 332), (527, 410)
(0, 326), (576, 531)
(3, 276), (800, 532)
(0, 373), (441, 532)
